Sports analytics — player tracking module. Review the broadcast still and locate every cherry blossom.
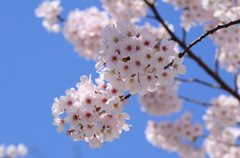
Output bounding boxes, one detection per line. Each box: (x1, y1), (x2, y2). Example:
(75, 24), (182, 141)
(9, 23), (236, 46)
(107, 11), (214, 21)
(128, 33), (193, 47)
(204, 127), (240, 158)
(145, 112), (204, 158)
(139, 82), (182, 116)
(203, 95), (240, 158)
(52, 75), (130, 148)
(100, 0), (153, 22)
(35, 0), (62, 33)
(97, 21), (186, 95)
(144, 22), (173, 41)
(203, 95), (240, 128)
(63, 7), (111, 60)
(0, 144), (27, 158)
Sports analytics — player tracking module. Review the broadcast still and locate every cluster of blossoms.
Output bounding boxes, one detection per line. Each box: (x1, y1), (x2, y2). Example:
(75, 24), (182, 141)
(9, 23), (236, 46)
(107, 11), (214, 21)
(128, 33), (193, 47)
(63, 7), (111, 60)
(0, 144), (27, 158)
(35, 0), (62, 33)
(100, 0), (152, 22)
(201, 0), (240, 22)
(204, 127), (240, 158)
(97, 21), (186, 95)
(144, 22), (173, 41)
(162, 0), (213, 31)
(203, 95), (240, 129)
(203, 95), (240, 157)
(138, 82), (182, 116)
(145, 112), (204, 158)
(52, 75), (130, 148)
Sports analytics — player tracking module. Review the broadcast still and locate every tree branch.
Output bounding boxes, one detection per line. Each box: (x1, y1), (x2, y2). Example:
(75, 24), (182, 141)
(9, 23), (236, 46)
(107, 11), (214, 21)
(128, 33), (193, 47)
(143, 0), (240, 101)
(120, 94), (132, 101)
(179, 19), (240, 58)
(176, 78), (221, 89)
(179, 95), (212, 106)
(57, 15), (65, 22)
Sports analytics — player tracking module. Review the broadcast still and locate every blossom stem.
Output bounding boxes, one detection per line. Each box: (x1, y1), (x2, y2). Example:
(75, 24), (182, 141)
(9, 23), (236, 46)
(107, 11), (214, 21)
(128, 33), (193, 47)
(120, 94), (132, 101)
(176, 78), (221, 89)
(57, 15), (65, 22)
(179, 95), (212, 106)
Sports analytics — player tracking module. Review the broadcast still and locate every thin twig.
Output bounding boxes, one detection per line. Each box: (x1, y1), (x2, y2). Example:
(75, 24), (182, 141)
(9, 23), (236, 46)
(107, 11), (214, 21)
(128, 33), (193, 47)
(179, 19), (240, 58)
(215, 48), (221, 75)
(164, 60), (174, 69)
(143, 0), (240, 101)
(179, 95), (212, 106)
(57, 15), (65, 22)
(146, 15), (157, 20)
(120, 94), (132, 101)
(176, 78), (221, 89)
(182, 28), (186, 43)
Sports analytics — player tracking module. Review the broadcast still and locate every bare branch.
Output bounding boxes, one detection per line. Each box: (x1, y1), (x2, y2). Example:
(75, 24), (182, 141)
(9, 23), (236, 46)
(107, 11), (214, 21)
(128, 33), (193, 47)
(120, 94), (132, 101)
(179, 95), (212, 106)
(176, 78), (221, 89)
(179, 19), (240, 58)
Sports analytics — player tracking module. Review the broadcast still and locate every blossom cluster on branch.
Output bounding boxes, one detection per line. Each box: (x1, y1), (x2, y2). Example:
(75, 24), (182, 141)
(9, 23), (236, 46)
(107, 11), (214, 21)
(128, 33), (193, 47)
(97, 21), (186, 95)
(35, 0), (62, 33)
(203, 95), (240, 158)
(63, 7), (111, 60)
(146, 112), (204, 158)
(139, 82), (182, 116)
(52, 75), (130, 148)
(100, 0), (148, 22)
(0, 144), (27, 158)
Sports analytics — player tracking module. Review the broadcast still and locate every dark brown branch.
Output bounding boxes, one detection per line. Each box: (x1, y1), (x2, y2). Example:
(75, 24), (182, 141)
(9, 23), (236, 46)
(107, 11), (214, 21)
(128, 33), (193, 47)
(176, 78), (221, 89)
(143, 0), (240, 101)
(164, 60), (174, 69)
(179, 95), (212, 106)
(179, 19), (240, 58)
(57, 15), (65, 22)
(120, 94), (132, 101)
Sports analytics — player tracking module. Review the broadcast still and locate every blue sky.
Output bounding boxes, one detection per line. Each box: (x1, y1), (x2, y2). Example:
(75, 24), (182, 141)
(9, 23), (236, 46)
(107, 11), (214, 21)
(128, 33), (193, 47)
(0, 0), (235, 158)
